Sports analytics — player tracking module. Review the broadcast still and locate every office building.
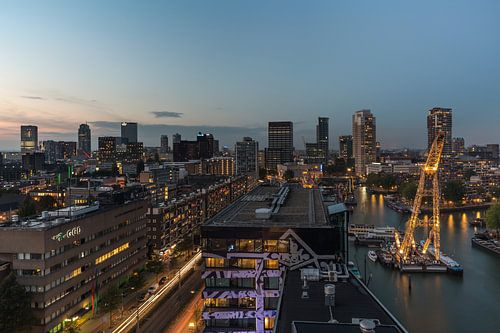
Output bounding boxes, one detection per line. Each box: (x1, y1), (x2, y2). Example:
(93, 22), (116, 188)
(265, 122), (293, 171)
(427, 107), (452, 156)
(98, 137), (119, 163)
(120, 122), (138, 144)
(235, 137), (259, 178)
(78, 124), (91, 156)
(316, 117), (329, 161)
(198, 133), (215, 159)
(173, 140), (199, 162)
(201, 185), (350, 332)
(352, 110), (376, 176)
(339, 135), (353, 160)
(160, 135), (169, 153)
(452, 137), (465, 156)
(203, 157), (236, 176)
(304, 143), (324, 164)
(21, 125), (38, 153)
(22, 152), (45, 174)
(123, 142), (144, 163)
(173, 133), (182, 145)
(0, 198), (148, 333)
(42, 141), (77, 164)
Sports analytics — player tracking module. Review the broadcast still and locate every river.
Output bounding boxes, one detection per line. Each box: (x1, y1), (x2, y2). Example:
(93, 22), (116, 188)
(349, 187), (500, 333)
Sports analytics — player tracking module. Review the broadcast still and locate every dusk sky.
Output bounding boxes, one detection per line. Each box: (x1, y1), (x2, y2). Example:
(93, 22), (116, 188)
(1, 0), (499, 150)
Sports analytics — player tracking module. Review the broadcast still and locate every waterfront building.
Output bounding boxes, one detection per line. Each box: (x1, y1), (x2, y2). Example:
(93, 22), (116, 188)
(0, 197), (148, 333)
(339, 135), (353, 161)
(352, 110), (376, 176)
(427, 107), (452, 157)
(201, 185), (350, 332)
(265, 121), (294, 171)
(235, 137), (259, 179)
(21, 125), (39, 153)
(120, 122), (138, 144)
(77, 124), (91, 156)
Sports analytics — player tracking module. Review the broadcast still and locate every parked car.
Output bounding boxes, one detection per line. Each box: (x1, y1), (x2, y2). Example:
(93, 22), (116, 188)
(148, 284), (159, 294)
(138, 293), (149, 302)
(159, 276), (168, 285)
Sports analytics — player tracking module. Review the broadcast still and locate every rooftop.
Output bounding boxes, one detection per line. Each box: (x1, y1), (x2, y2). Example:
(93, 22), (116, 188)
(206, 184), (329, 227)
(277, 270), (407, 333)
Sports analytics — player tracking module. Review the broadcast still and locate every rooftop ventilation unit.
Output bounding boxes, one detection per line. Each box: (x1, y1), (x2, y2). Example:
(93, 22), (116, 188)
(359, 319), (377, 333)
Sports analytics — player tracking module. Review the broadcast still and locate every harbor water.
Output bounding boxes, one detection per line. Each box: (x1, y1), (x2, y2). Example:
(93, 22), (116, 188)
(349, 187), (500, 332)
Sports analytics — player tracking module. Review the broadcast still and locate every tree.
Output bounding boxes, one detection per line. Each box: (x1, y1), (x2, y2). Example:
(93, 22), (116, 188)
(146, 258), (164, 275)
(485, 203), (500, 239)
(36, 195), (57, 212)
(62, 320), (80, 333)
(128, 270), (145, 290)
(17, 197), (36, 217)
(99, 284), (121, 314)
(176, 237), (194, 254)
(0, 273), (35, 332)
(443, 181), (465, 204)
(489, 186), (500, 199)
(400, 182), (418, 201)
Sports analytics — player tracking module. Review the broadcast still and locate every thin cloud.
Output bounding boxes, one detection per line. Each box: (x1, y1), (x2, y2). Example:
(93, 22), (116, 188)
(151, 111), (183, 118)
(21, 95), (44, 100)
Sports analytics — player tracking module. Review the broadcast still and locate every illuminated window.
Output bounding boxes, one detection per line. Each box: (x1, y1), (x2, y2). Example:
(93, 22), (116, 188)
(264, 317), (275, 329)
(205, 258), (226, 268)
(95, 243), (129, 265)
(264, 259), (279, 269)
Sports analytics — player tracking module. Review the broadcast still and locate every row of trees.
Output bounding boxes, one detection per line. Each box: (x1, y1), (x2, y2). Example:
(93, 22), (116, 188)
(397, 180), (467, 204)
(366, 173), (400, 190)
(18, 195), (57, 217)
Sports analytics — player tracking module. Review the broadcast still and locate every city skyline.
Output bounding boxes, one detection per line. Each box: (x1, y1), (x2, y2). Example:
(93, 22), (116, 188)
(1, 1), (500, 149)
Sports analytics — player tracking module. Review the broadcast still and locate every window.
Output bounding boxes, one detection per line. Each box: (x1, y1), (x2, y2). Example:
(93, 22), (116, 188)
(237, 239), (255, 252)
(264, 259), (279, 269)
(238, 297), (256, 309)
(231, 278), (254, 289)
(264, 240), (278, 252)
(205, 258), (226, 268)
(264, 277), (279, 290)
(264, 317), (276, 329)
(264, 297), (279, 309)
(205, 278), (230, 288)
(278, 240), (289, 253)
(205, 298), (230, 308)
(236, 258), (256, 269)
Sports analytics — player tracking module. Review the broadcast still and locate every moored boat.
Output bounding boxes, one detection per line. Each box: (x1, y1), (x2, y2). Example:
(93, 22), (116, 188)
(368, 250), (377, 262)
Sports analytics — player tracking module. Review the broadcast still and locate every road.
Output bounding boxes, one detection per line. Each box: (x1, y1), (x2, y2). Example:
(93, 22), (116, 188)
(163, 287), (203, 333)
(112, 251), (202, 333)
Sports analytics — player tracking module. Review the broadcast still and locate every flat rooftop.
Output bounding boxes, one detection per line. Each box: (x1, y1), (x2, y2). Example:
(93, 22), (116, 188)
(206, 184), (329, 227)
(277, 270), (407, 333)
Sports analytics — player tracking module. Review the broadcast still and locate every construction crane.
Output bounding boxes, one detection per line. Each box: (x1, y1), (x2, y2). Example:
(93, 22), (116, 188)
(396, 132), (445, 262)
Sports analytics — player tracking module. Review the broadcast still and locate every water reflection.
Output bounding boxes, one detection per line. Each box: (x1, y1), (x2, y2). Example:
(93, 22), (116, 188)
(350, 187), (500, 333)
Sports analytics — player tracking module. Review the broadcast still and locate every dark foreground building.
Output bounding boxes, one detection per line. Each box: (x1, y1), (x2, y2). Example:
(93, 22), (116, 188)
(0, 199), (148, 333)
(201, 184), (406, 333)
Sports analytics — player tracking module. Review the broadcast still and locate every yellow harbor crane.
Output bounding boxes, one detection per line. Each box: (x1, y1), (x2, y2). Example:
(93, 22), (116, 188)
(395, 132), (445, 262)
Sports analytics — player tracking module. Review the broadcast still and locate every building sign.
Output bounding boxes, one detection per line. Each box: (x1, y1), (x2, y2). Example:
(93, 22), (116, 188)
(51, 226), (82, 242)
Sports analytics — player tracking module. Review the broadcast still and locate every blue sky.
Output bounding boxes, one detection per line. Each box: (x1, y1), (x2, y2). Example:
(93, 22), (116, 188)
(0, 0), (499, 150)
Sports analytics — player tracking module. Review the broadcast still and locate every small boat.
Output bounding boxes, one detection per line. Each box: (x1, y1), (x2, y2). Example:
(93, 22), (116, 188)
(469, 218), (485, 227)
(347, 261), (362, 280)
(368, 250), (377, 262)
(420, 241), (463, 274)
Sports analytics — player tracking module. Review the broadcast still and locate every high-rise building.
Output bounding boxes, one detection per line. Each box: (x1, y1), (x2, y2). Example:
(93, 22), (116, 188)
(98, 136), (118, 163)
(339, 135), (353, 160)
(160, 135), (169, 153)
(197, 132), (215, 159)
(173, 133), (182, 144)
(42, 141), (77, 163)
(121, 122), (138, 144)
(316, 117), (329, 161)
(235, 137), (259, 178)
(452, 137), (465, 156)
(20, 125), (38, 153)
(427, 107), (452, 156)
(265, 121), (293, 170)
(352, 110), (376, 176)
(173, 140), (199, 162)
(78, 123), (91, 155)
